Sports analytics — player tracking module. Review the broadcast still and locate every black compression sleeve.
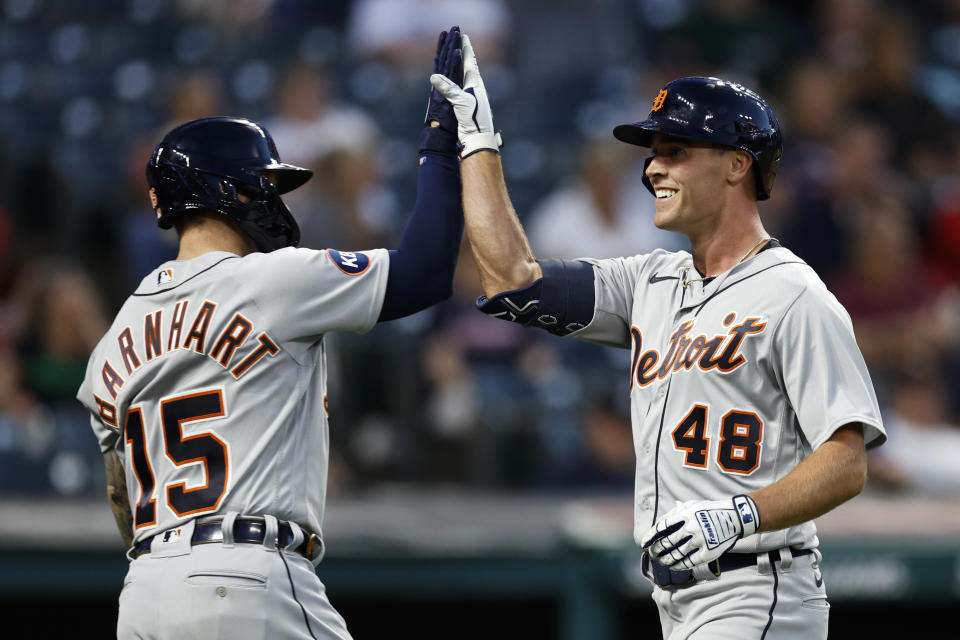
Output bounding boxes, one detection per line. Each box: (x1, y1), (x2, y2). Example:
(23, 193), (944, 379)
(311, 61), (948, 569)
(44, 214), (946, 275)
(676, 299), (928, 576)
(378, 149), (463, 321)
(475, 258), (596, 336)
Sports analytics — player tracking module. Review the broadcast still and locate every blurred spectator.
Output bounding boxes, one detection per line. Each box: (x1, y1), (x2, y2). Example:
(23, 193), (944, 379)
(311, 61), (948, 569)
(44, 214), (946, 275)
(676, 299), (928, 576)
(120, 132), (179, 291)
(293, 129), (397, 251)
(644, 0), (800, 87)
(925, 134), (960, 284)
(262, 62), (396, 250)
(162, 68), (228, 130)
(0, 201), (21, 343)
(19, 263), (108, 406)
(4, 263), (110, 496)
(764, 57), (851, 277)
(526, 136), (685, 260)
(868, 371), (960, 496)
(266, 62), (373, 167)
(0, 345), (54, 493)
(118, 69), (228, 291)
(535, 392), (634, 493)
(828, 200), (960, 403)
(173, 0), (275, 29)
(418, 246), (545, 487)
(813, 0), (879, 76)
(346, 0), (510, 75)
(852, 8), (953, 172)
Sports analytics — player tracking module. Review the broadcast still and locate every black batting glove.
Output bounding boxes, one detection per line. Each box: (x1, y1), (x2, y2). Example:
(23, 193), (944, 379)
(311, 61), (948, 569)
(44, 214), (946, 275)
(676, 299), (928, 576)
(418, 25), (463, 156)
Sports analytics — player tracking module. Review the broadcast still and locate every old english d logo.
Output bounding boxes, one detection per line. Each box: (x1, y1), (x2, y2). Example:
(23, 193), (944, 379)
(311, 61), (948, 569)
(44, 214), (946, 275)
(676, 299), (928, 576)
(149, 187), (161, 218)
(651, 89), (668, 112)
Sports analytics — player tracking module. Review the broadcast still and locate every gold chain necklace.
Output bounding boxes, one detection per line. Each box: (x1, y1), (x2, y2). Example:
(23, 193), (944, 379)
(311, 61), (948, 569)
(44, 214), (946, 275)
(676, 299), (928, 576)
(681, 237), (777, 288)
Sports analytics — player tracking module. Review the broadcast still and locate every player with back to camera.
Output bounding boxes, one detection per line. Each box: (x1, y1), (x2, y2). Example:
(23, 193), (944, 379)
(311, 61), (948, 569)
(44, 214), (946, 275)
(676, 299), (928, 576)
(76, 27), (465, 639)
(430, 33), (886, 639)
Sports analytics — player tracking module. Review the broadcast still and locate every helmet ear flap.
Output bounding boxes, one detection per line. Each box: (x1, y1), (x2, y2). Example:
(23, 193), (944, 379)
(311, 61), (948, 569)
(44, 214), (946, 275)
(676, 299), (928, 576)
(641, 156), (655, 197)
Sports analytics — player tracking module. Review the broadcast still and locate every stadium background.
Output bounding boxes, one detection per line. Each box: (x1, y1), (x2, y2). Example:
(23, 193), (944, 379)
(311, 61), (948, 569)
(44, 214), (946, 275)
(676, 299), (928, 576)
(0, 0), (959, 637)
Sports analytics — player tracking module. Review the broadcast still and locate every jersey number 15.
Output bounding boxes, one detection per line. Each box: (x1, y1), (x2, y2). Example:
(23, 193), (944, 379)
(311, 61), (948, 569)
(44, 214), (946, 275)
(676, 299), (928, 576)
(124, 389), (229, 529)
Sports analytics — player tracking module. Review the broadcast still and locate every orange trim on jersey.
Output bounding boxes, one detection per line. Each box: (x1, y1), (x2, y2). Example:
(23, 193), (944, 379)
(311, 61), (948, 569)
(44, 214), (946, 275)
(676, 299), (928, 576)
(118, 327), (142, 375)
(144, 310), (163, 361)
(94, 395), (118, 428)
(125, 407), (157, 529)
(678, 335), (707, 370)
(694, 336), (728, 372)
(161, 389), (230, 518)
(629, 326), (643, 392)
(101, 360), (125, 399)
(672, 404), (711, 470)
(326, 249), (371, 275)
(230, 333), (280, 378)
(635, 350), (660, 387)
(182, 301), (217, 354)
(168, 300), (189, 351)
(209, 313), (253, 368)
(717, 409), (763, 475)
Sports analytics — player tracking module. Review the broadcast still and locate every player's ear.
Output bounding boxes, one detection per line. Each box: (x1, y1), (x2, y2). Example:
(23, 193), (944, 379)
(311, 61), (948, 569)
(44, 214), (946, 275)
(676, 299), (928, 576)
(726, 150), (754, 190)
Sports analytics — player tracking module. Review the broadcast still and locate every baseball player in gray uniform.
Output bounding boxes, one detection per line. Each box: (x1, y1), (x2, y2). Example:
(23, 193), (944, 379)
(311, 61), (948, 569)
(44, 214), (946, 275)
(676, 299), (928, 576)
(76, 28), (466, 639)
(431, 35), (886, 639)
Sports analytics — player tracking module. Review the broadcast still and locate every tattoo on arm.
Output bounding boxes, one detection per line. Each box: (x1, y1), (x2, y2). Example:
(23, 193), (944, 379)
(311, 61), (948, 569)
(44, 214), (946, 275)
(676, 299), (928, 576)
(103, 451), (134, 549)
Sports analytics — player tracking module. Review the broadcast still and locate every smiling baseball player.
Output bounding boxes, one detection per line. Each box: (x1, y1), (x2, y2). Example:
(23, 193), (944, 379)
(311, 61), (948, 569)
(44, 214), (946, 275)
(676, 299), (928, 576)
(76, 27), (465, 639)
(431, 36), (886, 639)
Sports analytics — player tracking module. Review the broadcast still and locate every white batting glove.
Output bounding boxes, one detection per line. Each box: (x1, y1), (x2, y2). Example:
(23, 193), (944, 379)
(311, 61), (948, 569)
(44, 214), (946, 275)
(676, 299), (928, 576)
(640, 495), (760, 571)
(429, 33), (502, 158)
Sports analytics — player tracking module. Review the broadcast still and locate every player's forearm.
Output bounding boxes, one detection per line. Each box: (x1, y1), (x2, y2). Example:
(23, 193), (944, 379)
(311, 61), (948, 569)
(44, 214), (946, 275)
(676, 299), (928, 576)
(748, 423), (867, 532)
(460, 151), (542, 296)
(103, 450), (134, 549)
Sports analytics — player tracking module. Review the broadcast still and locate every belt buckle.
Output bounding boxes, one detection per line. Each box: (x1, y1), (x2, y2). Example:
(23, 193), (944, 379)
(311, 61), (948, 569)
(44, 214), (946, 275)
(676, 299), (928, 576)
(304, 533), (319, 560)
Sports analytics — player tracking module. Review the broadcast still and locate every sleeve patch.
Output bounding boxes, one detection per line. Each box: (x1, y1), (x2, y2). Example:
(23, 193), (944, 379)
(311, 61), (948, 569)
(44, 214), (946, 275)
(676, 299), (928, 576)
(327, 249), (371, 275)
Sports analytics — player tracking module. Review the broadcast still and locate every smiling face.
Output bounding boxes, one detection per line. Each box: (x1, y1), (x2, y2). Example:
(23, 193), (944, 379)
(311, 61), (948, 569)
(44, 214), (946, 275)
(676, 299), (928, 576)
(645, 133), (751, 235)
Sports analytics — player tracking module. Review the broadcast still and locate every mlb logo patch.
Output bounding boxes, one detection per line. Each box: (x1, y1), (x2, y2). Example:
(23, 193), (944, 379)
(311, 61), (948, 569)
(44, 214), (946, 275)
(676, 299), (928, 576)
(161, 528), (183, 544)
(327, 249), (370, 276)
(158, 268), (174, 286)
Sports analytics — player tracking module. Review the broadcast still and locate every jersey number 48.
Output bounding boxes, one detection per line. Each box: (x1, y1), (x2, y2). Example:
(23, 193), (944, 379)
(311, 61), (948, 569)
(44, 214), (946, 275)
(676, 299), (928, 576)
(672, 404), (762, 474)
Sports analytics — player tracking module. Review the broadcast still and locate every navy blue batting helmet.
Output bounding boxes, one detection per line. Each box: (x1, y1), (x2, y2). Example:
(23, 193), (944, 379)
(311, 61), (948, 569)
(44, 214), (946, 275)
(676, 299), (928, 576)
(146, 117), (313, 252)
(613, 76), (782, 200)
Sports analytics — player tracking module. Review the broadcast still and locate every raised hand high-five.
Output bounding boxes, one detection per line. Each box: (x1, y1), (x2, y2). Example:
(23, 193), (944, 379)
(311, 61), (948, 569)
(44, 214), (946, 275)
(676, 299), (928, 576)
(429, 33), (502, 158)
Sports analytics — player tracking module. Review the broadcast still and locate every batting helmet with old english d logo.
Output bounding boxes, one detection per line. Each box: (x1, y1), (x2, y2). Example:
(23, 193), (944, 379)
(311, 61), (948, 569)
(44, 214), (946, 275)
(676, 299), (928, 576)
(613, 77), (782, 200)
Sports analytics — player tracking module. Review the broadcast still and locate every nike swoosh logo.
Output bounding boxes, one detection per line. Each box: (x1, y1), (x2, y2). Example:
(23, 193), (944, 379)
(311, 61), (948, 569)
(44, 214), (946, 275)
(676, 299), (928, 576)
(649, 272), (679, 284)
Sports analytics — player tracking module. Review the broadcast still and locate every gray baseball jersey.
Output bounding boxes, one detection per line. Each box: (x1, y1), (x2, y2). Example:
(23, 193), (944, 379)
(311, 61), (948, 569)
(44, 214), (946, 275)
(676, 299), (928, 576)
(569, 245), (885, 553)
(77, 247), (388, 546)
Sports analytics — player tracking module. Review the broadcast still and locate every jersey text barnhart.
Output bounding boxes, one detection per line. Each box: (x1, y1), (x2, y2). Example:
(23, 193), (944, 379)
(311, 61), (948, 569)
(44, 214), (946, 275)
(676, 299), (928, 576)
(100, 298), (279, 399)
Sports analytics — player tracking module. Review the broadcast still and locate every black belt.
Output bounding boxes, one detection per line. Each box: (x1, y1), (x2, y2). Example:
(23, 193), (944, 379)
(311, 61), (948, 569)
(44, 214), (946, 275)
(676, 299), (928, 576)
(643, 548), (814, 589)
(131, 517), (322, 561)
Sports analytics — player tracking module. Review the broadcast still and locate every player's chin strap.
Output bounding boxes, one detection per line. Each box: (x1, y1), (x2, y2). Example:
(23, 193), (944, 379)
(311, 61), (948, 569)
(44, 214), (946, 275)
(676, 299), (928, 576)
(475, 259), (596, 336)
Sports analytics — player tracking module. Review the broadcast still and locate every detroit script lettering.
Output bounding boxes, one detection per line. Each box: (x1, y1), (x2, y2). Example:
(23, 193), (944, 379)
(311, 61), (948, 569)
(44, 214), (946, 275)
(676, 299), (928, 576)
(630, 314), (767, 389)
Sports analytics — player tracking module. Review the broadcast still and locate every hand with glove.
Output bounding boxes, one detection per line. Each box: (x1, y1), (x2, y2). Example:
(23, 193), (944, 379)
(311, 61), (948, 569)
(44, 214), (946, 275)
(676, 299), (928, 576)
(429, 33), (502, 158)
(640, 495), (761, 570)
(418, 26), (463, 156)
